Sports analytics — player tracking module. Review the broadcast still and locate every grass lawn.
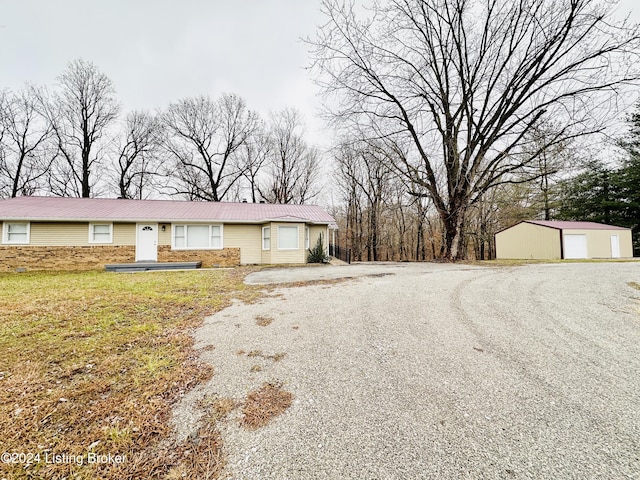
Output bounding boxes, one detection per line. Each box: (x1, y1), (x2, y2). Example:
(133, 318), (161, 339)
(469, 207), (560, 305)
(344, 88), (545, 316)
(0, 268), (258, 479)
(473, 258), (640, 266)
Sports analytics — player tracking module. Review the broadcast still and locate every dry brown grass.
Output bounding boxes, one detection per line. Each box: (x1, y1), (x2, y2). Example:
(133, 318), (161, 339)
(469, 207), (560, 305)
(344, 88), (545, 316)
(473, 258), (640, 267)
(162, 396), (237, 480)
(256, 276), (358, 293)
(255, 315), (274, 327)
(0, 267), (259, 479)
(243, 350), (286, 362)
(197, 395), (237, 422)
(240, 383), (294, 430)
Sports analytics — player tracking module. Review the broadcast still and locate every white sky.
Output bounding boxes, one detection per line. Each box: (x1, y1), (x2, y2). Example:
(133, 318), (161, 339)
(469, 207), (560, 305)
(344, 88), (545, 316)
(0, 0), (329, 144)
(0, 0), (639, 151)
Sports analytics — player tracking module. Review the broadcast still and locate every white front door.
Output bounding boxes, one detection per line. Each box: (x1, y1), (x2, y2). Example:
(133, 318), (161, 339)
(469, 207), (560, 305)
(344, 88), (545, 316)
(136, 224), (158, 261)
(611, 235), (621, 258)
(563, 234), (588, 259)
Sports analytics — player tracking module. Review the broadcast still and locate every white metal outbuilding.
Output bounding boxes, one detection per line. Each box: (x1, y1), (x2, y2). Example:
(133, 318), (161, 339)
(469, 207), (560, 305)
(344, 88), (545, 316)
(495, 220), (633, 260)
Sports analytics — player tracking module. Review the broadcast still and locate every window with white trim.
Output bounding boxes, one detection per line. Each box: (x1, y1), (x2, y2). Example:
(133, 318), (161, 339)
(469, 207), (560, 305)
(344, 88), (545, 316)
(277, 225), (299, 250)
(89, 223), (113, 243)
(2, 222), (30, 244)
(262, 227), (270, 250)
(173, 224), (223, 249)
(174, 225), (186, 247)
(210, 225), (222, 248)
(305, 226), (310, 250)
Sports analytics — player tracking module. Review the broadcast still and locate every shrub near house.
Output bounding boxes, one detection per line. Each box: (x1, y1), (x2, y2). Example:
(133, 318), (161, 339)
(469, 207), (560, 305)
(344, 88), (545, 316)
(307, 233), (329, 263)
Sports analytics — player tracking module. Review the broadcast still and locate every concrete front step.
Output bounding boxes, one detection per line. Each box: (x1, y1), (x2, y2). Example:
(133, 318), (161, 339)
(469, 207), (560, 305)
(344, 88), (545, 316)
(105, 261), (202, 272)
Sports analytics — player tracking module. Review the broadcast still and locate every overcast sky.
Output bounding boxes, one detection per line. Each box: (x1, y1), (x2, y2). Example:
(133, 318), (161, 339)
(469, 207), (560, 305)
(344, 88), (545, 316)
(0, 0), (330, 144)
(1, 0), (639, 149)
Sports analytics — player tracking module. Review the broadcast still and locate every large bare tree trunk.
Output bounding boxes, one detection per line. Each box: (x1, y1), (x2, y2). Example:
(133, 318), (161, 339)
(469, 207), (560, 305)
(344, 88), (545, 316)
(442, 209), (466, 261)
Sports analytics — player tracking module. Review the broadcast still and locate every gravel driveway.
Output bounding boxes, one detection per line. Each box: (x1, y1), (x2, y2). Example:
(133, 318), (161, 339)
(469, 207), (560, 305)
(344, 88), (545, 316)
(173, 262), (640, 479)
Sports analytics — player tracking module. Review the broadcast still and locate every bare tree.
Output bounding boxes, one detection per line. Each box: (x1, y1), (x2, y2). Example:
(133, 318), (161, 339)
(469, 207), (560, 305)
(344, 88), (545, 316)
(335, 140), (393, 260)
(335, 143), (366, 260)
(334, 141), (445, 262)
(517, 122), (574, 220)
(112, 111), (163, 199)
(404, 181), (433, 261)
(162, 93), (258, 201)
(38, 59), (120, 197)
(240, 122), (271, 203)
(0, 88), (53, 198)
(310, 0), (640, 259)
(261, 108), (320, 204)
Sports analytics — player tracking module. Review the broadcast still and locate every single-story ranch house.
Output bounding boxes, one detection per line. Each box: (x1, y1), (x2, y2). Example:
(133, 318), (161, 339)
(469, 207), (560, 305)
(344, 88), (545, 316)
(0, 196), (337, 272)
(495, 220), (633, 260)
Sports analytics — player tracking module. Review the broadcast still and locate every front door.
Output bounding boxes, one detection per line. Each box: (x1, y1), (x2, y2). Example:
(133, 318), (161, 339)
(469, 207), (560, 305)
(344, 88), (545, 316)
(611, 235), (621, 258)
(136, 224), (158, 261)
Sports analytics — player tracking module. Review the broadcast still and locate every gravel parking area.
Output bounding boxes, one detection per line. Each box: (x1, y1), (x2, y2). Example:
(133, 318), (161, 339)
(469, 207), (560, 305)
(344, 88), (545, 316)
(243, 262), (420, 285)
(173, 262), (640, 479)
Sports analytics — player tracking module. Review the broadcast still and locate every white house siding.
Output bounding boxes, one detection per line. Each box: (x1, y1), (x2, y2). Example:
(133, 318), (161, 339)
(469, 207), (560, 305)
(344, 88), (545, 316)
(267, 222), (306, 264)
(28, 222), (87, 246)
(113, 223), (136, 245)
(309, 225), (330, 256)
(224, 224), (262, 264)
(11, 222), (137, 247)
(158, 223), (172, 246)
(261, 246), (272, 265)
(1, 219), (333, 265)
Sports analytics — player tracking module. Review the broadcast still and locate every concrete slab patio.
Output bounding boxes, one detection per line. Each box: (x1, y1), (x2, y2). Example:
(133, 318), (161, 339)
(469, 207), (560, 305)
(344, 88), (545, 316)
(243, 261), (484, 285)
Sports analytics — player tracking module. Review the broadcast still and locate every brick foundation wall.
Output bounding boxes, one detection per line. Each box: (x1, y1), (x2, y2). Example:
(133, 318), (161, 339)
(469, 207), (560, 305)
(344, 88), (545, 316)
(0, 245), (136, 272)
(0, 246), (241, 272)
(157, 246), (240, 267)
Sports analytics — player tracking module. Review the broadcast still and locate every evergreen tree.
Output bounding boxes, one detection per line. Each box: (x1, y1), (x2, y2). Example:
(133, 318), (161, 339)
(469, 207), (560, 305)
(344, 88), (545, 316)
(617, 107), (640, 254)
(557, 161), (624, 226)
(559, 104), (640, 255)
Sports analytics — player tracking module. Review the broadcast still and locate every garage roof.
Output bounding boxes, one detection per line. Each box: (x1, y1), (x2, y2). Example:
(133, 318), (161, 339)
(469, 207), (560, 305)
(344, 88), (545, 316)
(525, 220), (628, 231)
(0, 196), (338, 228)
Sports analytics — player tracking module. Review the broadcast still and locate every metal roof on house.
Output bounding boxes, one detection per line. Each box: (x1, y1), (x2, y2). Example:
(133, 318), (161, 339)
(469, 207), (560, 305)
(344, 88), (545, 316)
(525, 220), (628, 231)
(0, 196), (338, 228)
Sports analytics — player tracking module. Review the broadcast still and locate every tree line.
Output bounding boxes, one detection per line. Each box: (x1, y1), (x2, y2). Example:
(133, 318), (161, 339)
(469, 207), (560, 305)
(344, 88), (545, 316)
(313, 0), (640, 260)
(329, 108), (640, 261)
(556, 114), (640, 255)
(0, 59), (320, 204)
(3, 0), (640, 261)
